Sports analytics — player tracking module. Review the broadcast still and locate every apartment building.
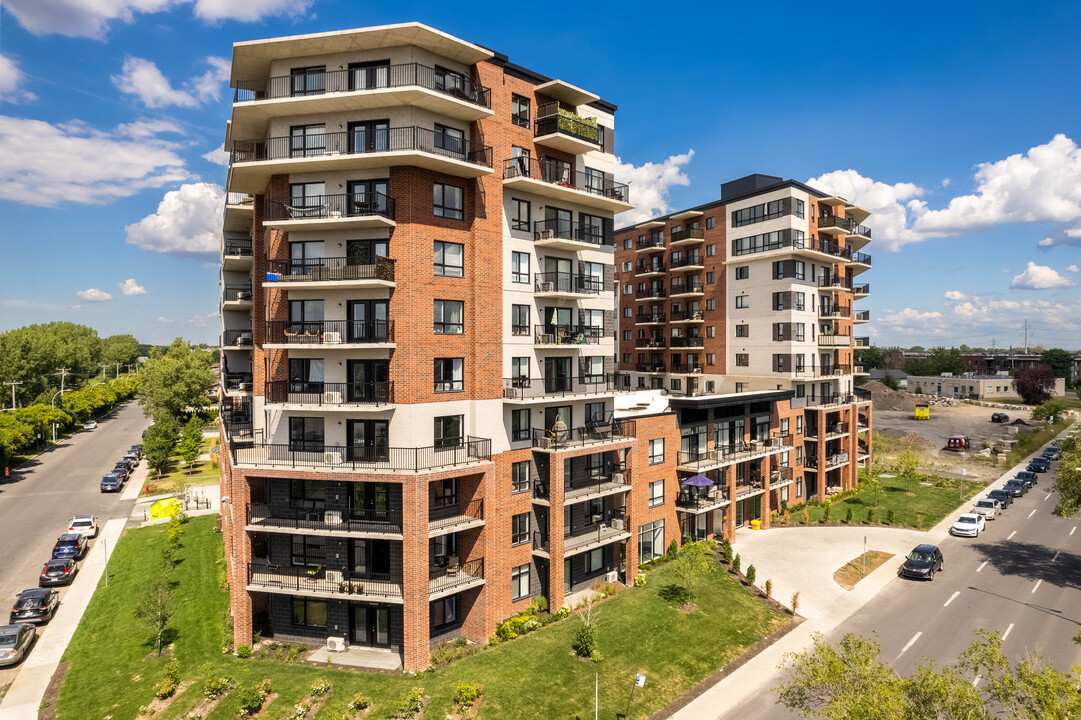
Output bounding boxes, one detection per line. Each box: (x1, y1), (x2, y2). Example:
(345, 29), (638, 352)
(217, 23), (651, 672)
(613, 174), (874, 536)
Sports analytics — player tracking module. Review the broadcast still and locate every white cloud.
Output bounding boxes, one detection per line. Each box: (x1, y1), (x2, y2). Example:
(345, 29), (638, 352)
(1067, 265), (1079, 273)
(0, 53), (37, 104)
(191, 0), (312, 21)
(117, 118), (183, 138)
(111, 56), (228, 109)
(941, 178), (951, 188)
(614, 150), (694, 225)
(805, 169), (925, 252)
(1010, 261), (1075, 290)
(1038, 237), (1055, 247)
(0, 116), (189, 206)
(943, 290), (967, 301)
(186, 312), (216, 328)
(125, 182), (224, 257)
(77, 288), (113, 302)
(202, 144), (230, 166)
(880, 308), (944, 325)
(156, 316), (174, 323)
(119, 278), (148, 295)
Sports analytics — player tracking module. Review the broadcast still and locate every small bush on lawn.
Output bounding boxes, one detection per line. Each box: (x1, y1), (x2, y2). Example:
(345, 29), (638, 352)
(283, 700), (311, 720)
(634, 573), (646, 587)
(765, 579), (773, 598)
(309, 678), (331, 697)
(887, 509), (895, 525)
(722, 543), (733, 566)
(745, 564), (756, 585)
(845, 507), (853, 524)
(454, 683), (481, 708)
(347, 693), (370, 711)
(153, 657), (181, 699)
(732, 554), (741, 575)
(389, 687), (424, 719)
(866, 508), (874, 523)
(233, 679), (271, 717)
(667, 538), (679, 557)
(822, 504), (831, 523)
(572, 623), (597, 658)
(201, 666), (233, 700)
(235, 643), (252, 659)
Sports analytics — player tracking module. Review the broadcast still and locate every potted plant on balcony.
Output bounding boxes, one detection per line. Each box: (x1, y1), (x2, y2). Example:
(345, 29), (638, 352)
(306, 563), (325, 578)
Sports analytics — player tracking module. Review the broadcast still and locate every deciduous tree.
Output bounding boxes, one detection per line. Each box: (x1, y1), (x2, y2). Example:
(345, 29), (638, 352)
(137, 339), (215, 418)
(134, 578), (174, 656)
(1012, 364), (1056, 405)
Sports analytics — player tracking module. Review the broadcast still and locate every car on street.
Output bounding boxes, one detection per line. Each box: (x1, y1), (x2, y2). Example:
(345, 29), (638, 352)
(946, 435), (971, 451)
(1042, 447), (1061, 460)
(68, 515), (99, 538)
(991, 412), (1009, 423)
(951, 513), (986, 537)
(1027, 457), (1051, 473)
(111, 464), (131, 481)
(901, 544), (944, 580)
(100, 472), (123, 492)
(123, 451), (140, 465)
(83, 420), (98, 430)
(0, 624), (37, 667)
(971, 498), (999, 519)
(130, 444), (143, 459)
(988, 489), (1014, 508)
(9, 588), (59, 624)
(52, 534), (88, 560)
(39, 558), (78, 586)
(1015, 470), (1038, 487)
(1003, 479), (1028, 497)
(115, 458), (135, 473)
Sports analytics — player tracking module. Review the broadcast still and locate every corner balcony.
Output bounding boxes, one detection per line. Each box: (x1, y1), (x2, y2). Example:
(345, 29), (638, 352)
(806, 451), (850, 471)
(792, 237), (852, 263)
(635, 260), (666, 277)
(263, 193), (395, 232)
(795, 364), (852, 379)
(817, 275), (852, 292)
(230, 437), (493, 474)
(818, 215), (855, 236)
(228, 127), (493, 194)
(231, 62), (494, 139)
(222, 284), (253, 309)
(846, 223), (872, 251)
(265, 257), (396, 290)
(220, 403), (253, 442)
(533, 325), (605, 348)
(676, 485), (730, 514)
(676, 437), (788, 473)
(849, 252), (872, 274)
(771, 466), (795, 490)
(246, 562), (403, 603)
(854, 336), (870, 347)
(533, 272), (603, 299)
(502, 375), (621, 402)
(670, 362), (703, 375)
(224, 193), (254, 232)
(734, 481), (767, 501)
(429, 558), (485, 599)
(635, 312), (666, 325)
(264, 381), (394, 410)
(534, 103), (602, 155)
(803, 393), (856, 409)
(223, 239), (253, 271)
(817, 333), (852, 347)
(635, 236), (666, 254)
(223, 372), (254, 394)
(853, 283), (870, 298)
(502, 157), (631, 213)
(545, 468), (632, 506)
(532, 218), (614, 251)
(222, 329), (253, 349)
(429, 498), (484, 538)
(245, 503), (403, 538)
(531, 418), (635, 452)
(264, 320), (394, 350)
(532, 514), (632, 560)
(854, 310), (870, 324)
(670, 228), (705, 247)
(635, 362), (666, 374)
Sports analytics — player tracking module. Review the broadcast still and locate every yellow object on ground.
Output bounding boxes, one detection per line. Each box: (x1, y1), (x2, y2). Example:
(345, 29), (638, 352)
(750, 519), (762, 530)
(149, 497), (182, 520)
(914, 404), (930, 420)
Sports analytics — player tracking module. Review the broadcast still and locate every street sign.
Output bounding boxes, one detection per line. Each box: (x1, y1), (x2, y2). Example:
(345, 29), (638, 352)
(635, 674), (646, 688)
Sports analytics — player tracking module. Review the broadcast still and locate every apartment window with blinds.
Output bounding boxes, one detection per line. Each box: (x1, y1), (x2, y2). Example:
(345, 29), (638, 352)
(511, 251), (529, 283)
(434, 415), (463, 449)
(736, 324), (749, 337)
(512, 199), (531, 231)
(433, 358), (464, 393)
(706, 217), (715, 229)
(649, 438), (665, 465)
(735, 296), (749, 309)
(512, 460), (530, 493)
(511, 305), (530, 335)
(511, 563), (530, 600)
(736, 353), (749, 366)
(638, 520), (665, 562)
(434, 241), (464, 277)
(512, 513), (530, 545)
(648, 480), (664, 507)
(433, 300), (464, 334)
(511, 94), (531, 128)
(511, 408), (530, 442)
(736, 266), (749, 280)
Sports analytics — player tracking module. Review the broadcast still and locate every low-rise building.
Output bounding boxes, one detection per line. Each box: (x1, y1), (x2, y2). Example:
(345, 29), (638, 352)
(906, 374), (1066, 400)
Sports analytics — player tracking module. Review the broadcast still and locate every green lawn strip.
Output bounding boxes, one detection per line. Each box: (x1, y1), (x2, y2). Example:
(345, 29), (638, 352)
(60, 519), (785, 720)
(1003, 418), (1072, 467)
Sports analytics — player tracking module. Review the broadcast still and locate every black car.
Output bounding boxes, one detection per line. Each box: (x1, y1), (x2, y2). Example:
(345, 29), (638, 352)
(39, 558), (78, 586)
(1003, 479), (1028, 497)
(1027, 457), (1051, 473)
(0, 624), (36, 667)
(1042, 447), (1061, 460)
(114, 460), (133, 475)
(991, 412), (1010, 423)
(988, 489), (1014, 508)
(9, 588), (59, 624)
(130, 444), (143, 458)
(52, 534), (88, 560)
(901, 544), (944, 580)
(1015, 470), (1038, 487)
(111, 465), (131, 482)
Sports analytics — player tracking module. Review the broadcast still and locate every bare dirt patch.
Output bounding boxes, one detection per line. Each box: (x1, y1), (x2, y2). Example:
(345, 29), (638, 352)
(834, 551), (895, 590)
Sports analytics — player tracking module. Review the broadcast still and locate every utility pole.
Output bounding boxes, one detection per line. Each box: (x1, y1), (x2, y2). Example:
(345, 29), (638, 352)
(1022, 319), (1029, 354)
(3, 381), (22, 409)
(55, 368), (71, 396)
(116, 362), (121, 379)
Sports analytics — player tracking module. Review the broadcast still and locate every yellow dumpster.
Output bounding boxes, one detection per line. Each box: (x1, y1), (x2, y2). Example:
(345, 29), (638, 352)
(149, 497), (182, 521)
(914, 404), (930, 420)
(750, 519), (762, 530)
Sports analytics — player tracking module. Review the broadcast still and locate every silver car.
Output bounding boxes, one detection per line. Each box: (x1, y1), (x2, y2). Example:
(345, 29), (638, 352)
(971, 499), (999, 520)
(0, 624), (36, 667)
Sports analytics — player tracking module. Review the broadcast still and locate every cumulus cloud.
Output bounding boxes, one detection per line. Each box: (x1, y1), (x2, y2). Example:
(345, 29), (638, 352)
(614, 150), (694, 225)
(77, 288), (112, 301)
(202, 144), (230, 166)
(186, 312), (216, 328)
(111, 56), (228, 109)
(943, 290), (967, 301)
(0, 53), (37, 104)
(1010, 261), (1075, 290)
(1038, 237), (1055, 247)
(0, 116), (189, 206)
(192, 0), (312, 21)
(125, 182), (224, 257)
(119, 278), (148, 295)
(805, 169), (925, 251)
(156, 316), (174, 324)
(1067, 265), (1079, 273)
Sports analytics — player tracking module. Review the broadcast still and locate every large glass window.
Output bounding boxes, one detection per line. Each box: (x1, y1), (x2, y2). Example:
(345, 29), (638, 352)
(512, 251), (530, 283)
(511, 409), (530, 442)
(290, 535), (326, 567)
(288, 416), (323, 452)
(511, 94), (531, 128)
(511, 563), (530, 600)
(434, 300), (464, 334)
(433, 123), (465, 158)
(431, 595), (457, 629)
(290, 66), (326, 96)
(434, 358), (464, 393)
(512, 460), (530, 493)
(434, 415), (463, 449)
(511, 305), (530, 335)
(638, 520), (665, 563)
(289, 124), (326, 158)
(512, 513), (530, 545)
(292, 598), (327, 627)
(433, 182), (464, 220)
(512, 199), (531, 232)
(434, 241), (464, 277)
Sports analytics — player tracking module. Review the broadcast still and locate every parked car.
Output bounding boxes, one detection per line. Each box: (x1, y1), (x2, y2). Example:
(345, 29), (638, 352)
(988, 489), (1014, 508)
(111, 464), (130, 481)
(901, 544), (944, 580)
(1003, 479), (1028, 497)
(52, 534), (88, 560)
(971, 498), (999, 520)
(9, 588), (59, 624)
(1027, 457), (1051, 473)
(130, 444), (143, 459)
(1042, 447), (1061, 460)
(83, 420), (98, 430)
(0, 624), (36, 667)
(115, 458), (135, 473)
(946, 435), (971, 451)
(68, 515), (99, 538)
(991, 412), (1009, 423)
(951, 513), (986, 537)
(1015, 470), (1038, 487)
(123, 451), (140, 464)
(39, 558), (78, 587)
(100, 473), (123, 492)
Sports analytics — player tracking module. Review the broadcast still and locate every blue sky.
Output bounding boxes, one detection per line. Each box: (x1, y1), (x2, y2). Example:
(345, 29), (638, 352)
(2, 0), (1079, 349)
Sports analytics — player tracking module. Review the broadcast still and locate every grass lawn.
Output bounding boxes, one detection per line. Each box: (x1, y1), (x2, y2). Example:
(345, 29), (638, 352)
(58, 519), (787, 720)
(833, 551), (895, 590)
(776, 472), (985, 529)
(142, 437), (220, 494)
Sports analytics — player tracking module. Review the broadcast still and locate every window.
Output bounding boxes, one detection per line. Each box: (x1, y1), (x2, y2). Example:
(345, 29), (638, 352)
(512, 460), (530, 493)
(434, 122), (464, 156)
(580, 213), (605, 243)
(622, 353), (631, 363)
(433, 183), (464, 220)
(648, 479), (664, 507)
(705, 244), (716, 258)
(434, 415), (463, 449)
(511, 408), (530, 442)
(584, 401), (606, 424)
(291, 535), (326, 567)
(289, 416), (323, 452)
(432, 596), (457, 629)
(732, 229), (786, 256)
(511, 356), (529, 381)
(623, 284), (631, 295)
(705, 380), (715, 393)
(623, 307), (632, 317)
(622, 261), (632, 272)
(512, 513), (530, 545)
(511, 94), (531, 128)
(735, 295), (749, 309)
(581, 356), (604, 383)
(781, 418), (790, 435)
(511, 251), (530, 283)
(292, 598), (327, 627)
(512, 198), (531, 232)
(434, 358), (464, 393)
(736, 324), (749, 337)
(511, 563), (530, 600)
(736, 353), (749, 366)
(289, 125), (326, 158)
(707, 326), (716, 338)
(705, 298), (715, 311)
(623, 237), (633, 250)
(622, 330), (632, 341)
(706, 271), (715, 284)
(706, 217), (715, 230)
(638, 520), (665, 562)
(434, 240), (464, 277)
(707, 353), (715, 365)
(736, 266), (749, 280)
(511, 305), (530, 335)
(733, 199), (785, 227)
(796, 416), (803, 434)
(588, 548), (604, 573)
(649, 438), (664, 465)
(434, 300), (464, 334)
(796, 199), (805, 219)
(736, 382), (747, 393)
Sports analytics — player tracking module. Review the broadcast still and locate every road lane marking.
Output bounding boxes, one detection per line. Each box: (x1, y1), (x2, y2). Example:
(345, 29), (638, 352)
(1031, 579), (1042, 594)
(1044, 493), (1052, 501)
(1002, 623), (1015, 640)
(1027, 509), (1037, 519)
(972, 674), (981, 687)
(1072, 527), (1077, 536)
(977, 561), (988, 572)
(899, 632), (922, 656)
(944, 591), (960, 607)
(1007, 530), (1017, 540)
(1052, 551), (1061, 563)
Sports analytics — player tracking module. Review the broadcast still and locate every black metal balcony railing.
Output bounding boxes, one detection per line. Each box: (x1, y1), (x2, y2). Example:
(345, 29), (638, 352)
(677, 439), (781, 468)
(232, 437), (492, 472)
(636, 337), (666, 349)
(670, 336), (704, 348)
(795, 365), (853, 378)
(670, 363), (702, 374)
(226, 192), (254, 206)
(818, 304), (852, 318)
(853, 283), (870, 295)
(247, 562), (402, 599)
(264, 192), (395, 223)
(851, 252), (872, 266)
(265, 380), (394, 406)
(222, 329), (253, 347)
(670, 281), (704, 295)
(636, 260), (666, 274)
(731, 233), (853, 259)
(429, 557), (484, 595)
(671, 228), (706, 243)
(223, 285), (253, 302)
(849, 224), (872, 238)
(230, 126), (493, 169)
(818, 275), (852, 289)
(635, 287), (666, 299)
(805, 393), (856, 407)
(234, 62), (493, 109)
(535, 102), (600, 145)
(502, 374), (621, 400)
(532, 418), (635, 450)
(224, 240), (253, 256)
(854, 336), (870, 347)
(818, 215), (855, 233)
(670, 254), (704, 270)
(635, 312), (666, 323)
(502, 157), (628, 202)
(533, 325), (604, 345)
(854, 387), (873, 403)
(532, 218), (613, 246)
(264, 319), (393, 345)
(223, 373), (253, 392)
(246, 503), (403, 534)
(533, 272), (603, 295)
(636, 236), (665, 251)
(562, 467), (630, 498)
(266, 257), (396, 283)
(429, 498), (484, 526)
(676, 486), (729, 510)
(669, 309), (704, 322)
(855, 310), (871, 322)
(636, 362), (666, 373)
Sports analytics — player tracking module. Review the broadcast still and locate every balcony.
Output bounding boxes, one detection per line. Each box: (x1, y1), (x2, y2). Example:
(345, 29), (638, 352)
(635, 362), (666, 374)
(636, 236), (666, 254)
(825, 422), (850, 439)
(803, 393), (856, 409)
(854, 336), (870, 347)
(429, 498), (484, 537)
(532, 218), (614, 251)
(817, 333), (852, 347)
(502, 157), (631, 213)
(429, 558), (484, 599)
(635, 312), (666, 324)
(501, 375), (621, 402)
(563, 470), (631, 505)
(806, 452), (850, 470)
(246, 503), (403, 537)
(229, 126), (493, 194)
(670, 228), (705, 247)
(231, 63), (493, 138)
(533, 272), (603, 298)
(265, 257), (395, 289)
(223, 285), (253, 309)
(771, 466), (794, 489)
(670, 336), (704, 348)
(676, 486), (730, 514)
(533, 513), (632, 559)
(533, 325), (605, 347)
(223, 239), (253, 271)
(846, 223), (873, 250)
(670, 254), (705, 272)
(222, 329), (253, 348)
(264, 320), (394, 348)
(635, 337), (666, 349)
(854, 387), (873, 404)
(734, 481), (767, 500)
(265, 381), (394, 409)
(670, 309), (704, 323)
(795, 365), (852, 379)
(635, 287), (666, 300)
(670, 362), (703, 374)
(849, 252), (872, 274)
(221, 403), (253, 442)
(532, 418), (635, 452)
(670, 281), (704, 298)
(223, 372), (253, 394)
(817, 275), (852, 291)
(635, 260), (666, 276)
(534, 103), (601, 155)
(818, 215), (855, 235)
(677, 437), (788, 472)
(247, 562), (403, 603)
(263, 193), (395, 231)
(854, 310), (870, 324)
(818, 304), (851, 319)
(224, 195), (254, 235)
(231, 437), (492, 473)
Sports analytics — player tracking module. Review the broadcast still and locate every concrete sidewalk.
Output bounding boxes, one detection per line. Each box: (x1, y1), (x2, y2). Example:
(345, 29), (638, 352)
(0, 518), (126, 720)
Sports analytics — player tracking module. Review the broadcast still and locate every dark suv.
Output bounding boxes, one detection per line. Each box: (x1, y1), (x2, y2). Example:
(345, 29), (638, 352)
(1003, 479), (1028, 497)
(1014, 471), (1038, 488)
(9, 589), (59, 624)
(991, 412), (1009, 423)
(901, 544), (944, 580)
(100, 472), (123, 492)
(988, 489), (1013, 508)
(39, 559), (77, 587)
(52, 534), (87, 560)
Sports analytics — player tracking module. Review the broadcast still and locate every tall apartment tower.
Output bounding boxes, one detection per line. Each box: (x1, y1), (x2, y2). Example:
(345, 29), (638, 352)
(218, 23), (638, 671)
(613, 174), (873, 535)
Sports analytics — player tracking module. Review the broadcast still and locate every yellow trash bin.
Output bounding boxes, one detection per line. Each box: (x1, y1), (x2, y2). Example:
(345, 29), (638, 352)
(750, 519), (762, 530)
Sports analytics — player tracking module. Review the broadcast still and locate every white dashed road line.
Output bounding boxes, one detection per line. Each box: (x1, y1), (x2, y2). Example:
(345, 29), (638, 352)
(1007, 530), (1017, 540)
(1027, 509), (1037, 519)
(972, 674), (982, 687)
(1071, 526), (1077, 536)
(1052, 550), (1061, 563)
(899, 632), (922, 657)
(944, 591), (960, 607)
(1002, 623), (1015, 641)
(976, 560), (988, 572)
(1044, 493), (1052, 502)
(1031, 579), (1042, 594)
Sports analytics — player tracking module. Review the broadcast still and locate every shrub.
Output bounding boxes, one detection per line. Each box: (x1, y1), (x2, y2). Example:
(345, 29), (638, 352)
(347, 694), (371, 711)
(153, 657), (181, 698)
(455, 683), (481, 708)
(556, 606), (570, 619)
(866, 508), (874, 523)
(202, 674), (232, 700)
(780, 499), (788, 514)
(533, 596), (548, 613)
(283, 701), (311, 720)
(233, 679), (271, 717)
(765, 579), (773, 598)
(822, 504), (831, 523)
(430, 641), (456, 666)
(802, 508), (810, 524)
(286, 645), (300, 663)
(236, 643), (252, 659)
(745, 564), (756, 585)
(791, 591), (800, 613)
(732, 554), (741, 575)
(390, 687), (424, 719)
(722, 543), (733, 566)
(572, 623), (597, 658)
(667, 538), (679, 557)
(309, 678), (330, 697)
(887, 509), (895, 525)
(634, 573), (646, 587)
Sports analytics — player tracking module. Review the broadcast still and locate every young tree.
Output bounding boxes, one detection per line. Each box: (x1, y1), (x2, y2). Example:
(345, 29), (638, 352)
(134, 578), (174, 656)
(143, 414), (180, 480)
(137, 339), (215, 419)
(178, 416), (205, 475)
(895, 448), (919, 478)
(675, 539), (717, 598)
(1013, 364), (1057, 405)
(1031, 398), (1067, 422)
(880, 373), (901, 391)
(1053, 435), (1081, 517)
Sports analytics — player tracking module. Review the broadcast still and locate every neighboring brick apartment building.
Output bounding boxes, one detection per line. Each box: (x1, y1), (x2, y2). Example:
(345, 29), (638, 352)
(217, 22), (664, 672)
(613, 174), (874, 538)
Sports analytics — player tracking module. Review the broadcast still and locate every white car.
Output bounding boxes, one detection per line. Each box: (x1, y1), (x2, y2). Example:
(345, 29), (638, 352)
(83, 420), (98, 430)
(971, 499), (999, 520)
(68, 515), (99, 538)
(950, 513), (986, 537)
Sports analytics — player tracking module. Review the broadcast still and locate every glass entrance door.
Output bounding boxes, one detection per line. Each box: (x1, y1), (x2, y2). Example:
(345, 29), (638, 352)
(544, 357), (572, 394)
(351, 604), (390, 647)
(347, 360), (390, 403)
(346, 419), (389, 462)
(348, 120), (389, 154)
(347, 180), (390, 218)
(347, 300), (388, 342)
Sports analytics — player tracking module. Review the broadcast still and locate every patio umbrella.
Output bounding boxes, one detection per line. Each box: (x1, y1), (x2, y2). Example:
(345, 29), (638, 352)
(682, 474), (713, 487)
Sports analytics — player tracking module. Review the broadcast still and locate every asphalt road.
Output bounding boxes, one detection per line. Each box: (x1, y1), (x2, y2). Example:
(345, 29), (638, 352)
(728, 455), (1081, 719)
(0, 401), (149, 690)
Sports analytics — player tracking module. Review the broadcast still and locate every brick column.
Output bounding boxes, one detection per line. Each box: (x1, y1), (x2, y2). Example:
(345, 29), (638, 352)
(225, 466), (253, 649)
(760, 455), (772, 529)
(548, 456), (566, 610)
(723, 464), (736, 540)
(401, 474), (430, 671)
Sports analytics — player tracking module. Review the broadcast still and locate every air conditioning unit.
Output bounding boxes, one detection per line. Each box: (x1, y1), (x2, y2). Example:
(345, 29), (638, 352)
(236, 291), (252, 301)
(610, 519), (624, 531)
(537, 282), (554, 292)
(503, 388), (519, 399)
(605, 571), (619, 583)
(538, 229), (556, 240)
(326, 570), (343, 583)
(326, 636), (347, 652)
(323, 391), (343, 404)
(324, 510), (343, 525)
(591, 515), (603, 525)
(323, 331), (342, 344)
(324, 452), (343, 465)
(238, 382), (251, 391)
(238, 335), (252, 346)
(612, 473), (625, 485)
